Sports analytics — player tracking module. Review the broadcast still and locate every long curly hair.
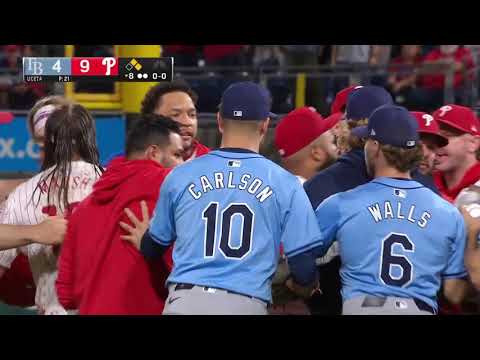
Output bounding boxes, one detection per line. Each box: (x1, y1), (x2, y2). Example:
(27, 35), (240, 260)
(32, 103), (103, 211)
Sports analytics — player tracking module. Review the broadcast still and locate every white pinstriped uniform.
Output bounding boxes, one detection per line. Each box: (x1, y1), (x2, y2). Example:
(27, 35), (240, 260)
(0, 161), (101, 315)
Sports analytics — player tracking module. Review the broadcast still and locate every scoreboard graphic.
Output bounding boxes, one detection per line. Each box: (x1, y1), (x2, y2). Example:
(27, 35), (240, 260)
(23, 57), (173, 82)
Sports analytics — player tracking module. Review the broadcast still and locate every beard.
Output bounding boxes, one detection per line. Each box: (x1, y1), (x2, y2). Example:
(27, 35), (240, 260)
(316, 154), (337, 172)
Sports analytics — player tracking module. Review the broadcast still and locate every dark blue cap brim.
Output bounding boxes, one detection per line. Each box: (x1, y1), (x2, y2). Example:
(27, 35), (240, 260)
(351, 125), (369, 138)
(269, 112), (278, 119)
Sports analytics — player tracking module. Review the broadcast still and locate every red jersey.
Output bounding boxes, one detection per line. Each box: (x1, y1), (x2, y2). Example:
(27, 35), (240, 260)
(186, 140), (210, 162)
(56, 157), (173, 315)
(421, 47), (474, 89)
(434, 163), (480, 314)
(433, 162), (480, 203)
(389, 55), (422, 82)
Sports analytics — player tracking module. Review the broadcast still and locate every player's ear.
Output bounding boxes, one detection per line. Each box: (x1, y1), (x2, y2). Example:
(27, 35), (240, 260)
(145, 144), (160, 162)
(217, 113), (225, 134)
(260, 118), (270, 137)
(310, 143), (325, 162)
(467, 135), (480, 154)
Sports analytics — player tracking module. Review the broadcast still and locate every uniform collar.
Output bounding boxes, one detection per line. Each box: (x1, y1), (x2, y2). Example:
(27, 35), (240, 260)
(371, 176), (424, 189)
(209, 148), (263, 159)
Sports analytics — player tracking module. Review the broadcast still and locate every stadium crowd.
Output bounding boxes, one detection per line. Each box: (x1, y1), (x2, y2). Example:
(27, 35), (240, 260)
(1, 45), (479, 114)
(0, 45), (480, 315)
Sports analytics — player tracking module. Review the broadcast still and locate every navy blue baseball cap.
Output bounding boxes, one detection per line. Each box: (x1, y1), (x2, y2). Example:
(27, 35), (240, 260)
(345, 86), (394, 121)
(220, 81), (276, 121)
(351, 105), (419, 148)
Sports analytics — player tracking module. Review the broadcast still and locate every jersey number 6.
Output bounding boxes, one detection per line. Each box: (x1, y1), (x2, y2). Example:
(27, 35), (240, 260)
(380, 233), (414, 287)
(202, 202), (254, 260)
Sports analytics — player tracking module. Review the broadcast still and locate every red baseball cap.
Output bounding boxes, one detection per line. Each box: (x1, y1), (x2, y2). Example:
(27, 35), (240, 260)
(330, 85), (363, 115)
(432, 104), (480, 136)
(0, 112), (13, 124)
(275, 107), (340, 158)
(410, 111), (448, 147)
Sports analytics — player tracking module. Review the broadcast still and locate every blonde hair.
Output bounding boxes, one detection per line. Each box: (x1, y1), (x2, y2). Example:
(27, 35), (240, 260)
(380, 143), (423, 172)
(336, 118), (369, 155)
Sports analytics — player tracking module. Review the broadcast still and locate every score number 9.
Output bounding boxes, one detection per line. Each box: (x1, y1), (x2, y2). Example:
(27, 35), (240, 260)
(80, 59), (90, 73)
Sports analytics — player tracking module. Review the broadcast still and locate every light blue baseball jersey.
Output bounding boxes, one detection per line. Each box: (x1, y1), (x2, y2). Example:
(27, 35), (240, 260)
(315, 177), (467, 310)
(149, 148), (323, 302)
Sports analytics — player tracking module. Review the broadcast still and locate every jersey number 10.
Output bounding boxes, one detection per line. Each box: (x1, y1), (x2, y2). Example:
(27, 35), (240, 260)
(202, 202), (254, 260)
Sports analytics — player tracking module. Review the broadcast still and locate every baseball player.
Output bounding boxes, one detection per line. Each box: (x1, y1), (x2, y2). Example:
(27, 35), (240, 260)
(141, 80), (209, 162)
(315, 105), (468, 315)
(123, 82), (323, 315)
(0, 102), (103, 315)
(410, 111), (448, 176)
(270, 106), (340, 315)
(0, 96), (69, 309)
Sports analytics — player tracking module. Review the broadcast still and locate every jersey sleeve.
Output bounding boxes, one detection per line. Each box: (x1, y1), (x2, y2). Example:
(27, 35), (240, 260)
(443, 211), (468, 279)
(148, 172), (177, 247)
(314, 193), (342, 257)
(281, 186), (324, 258)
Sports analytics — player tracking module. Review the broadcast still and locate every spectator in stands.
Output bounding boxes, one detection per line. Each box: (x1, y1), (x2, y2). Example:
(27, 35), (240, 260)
(203, 45), (249, 68)
(2, 46), (48, 110)
(282, 45), (325, 112)
(418, 45), (475, 111)
(368, 45), (393, 87)
(0, 45), (22, 74)
(386, 45), (423, 107)
(253, 45), (285, 71)
(163, 45), (199, 67)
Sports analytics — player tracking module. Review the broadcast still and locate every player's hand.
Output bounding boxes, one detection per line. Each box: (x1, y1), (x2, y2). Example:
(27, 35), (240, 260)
(285, 278), (320, 299)
(461, 205), (480, 236)
(34, 216), (67, 245)
(120, 200), (149, 251)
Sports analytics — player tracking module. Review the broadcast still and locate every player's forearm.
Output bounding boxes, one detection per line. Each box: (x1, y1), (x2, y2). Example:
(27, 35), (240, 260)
(140, 230), (169, 260)
(443, 278), (469, 304)
(0, 224), (35, 250)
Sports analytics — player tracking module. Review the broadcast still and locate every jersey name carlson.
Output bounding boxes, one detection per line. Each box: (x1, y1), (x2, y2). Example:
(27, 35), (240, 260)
(187, 171), (274, 203)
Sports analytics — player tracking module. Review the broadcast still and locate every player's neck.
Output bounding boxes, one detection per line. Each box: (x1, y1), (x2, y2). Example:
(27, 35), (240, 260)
(374, 167), (411, 180)
(443, 157), (478, 189)
(182, 145), (196, 161)
(220, 136), (260, 153)
(284, 162), (315, 181)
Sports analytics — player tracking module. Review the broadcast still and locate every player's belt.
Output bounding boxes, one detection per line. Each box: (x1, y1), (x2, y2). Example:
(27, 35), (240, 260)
(174, 283), (268, 305)
(361, 295), (436, 314)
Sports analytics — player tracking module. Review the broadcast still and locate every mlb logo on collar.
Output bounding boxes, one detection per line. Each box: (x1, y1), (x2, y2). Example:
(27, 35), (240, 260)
(394, 189), (407, 198)
(228, 160), (241, 168)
